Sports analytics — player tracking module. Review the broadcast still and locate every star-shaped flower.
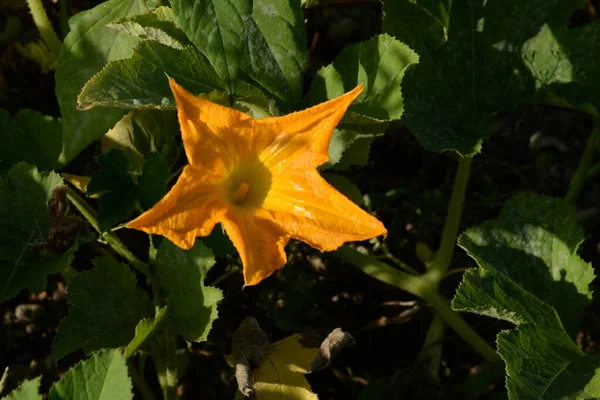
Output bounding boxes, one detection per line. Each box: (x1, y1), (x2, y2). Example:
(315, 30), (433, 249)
(128, 78), (387, 286)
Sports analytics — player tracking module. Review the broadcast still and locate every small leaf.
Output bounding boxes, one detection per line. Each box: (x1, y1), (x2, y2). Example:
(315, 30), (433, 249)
(453, 193), (598, 399)
(49, 349), (133, 400)
(1, 377), (42, 400)
(306, 34), (418, 121)
(108, 6), (191, 49)
(125, 306), (169, 358)
(154, 240), (222, 342)
(0, 164), (82, 303)
(0, 109), (62, 174)
(52, 257), (154, 360)
(55, 0), (155, 166)
(78, 42), (225, 110)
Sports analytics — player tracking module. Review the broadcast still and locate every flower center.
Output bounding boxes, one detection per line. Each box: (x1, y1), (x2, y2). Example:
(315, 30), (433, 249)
(224, 156), (272, 209)
(230, 181), (250, 205)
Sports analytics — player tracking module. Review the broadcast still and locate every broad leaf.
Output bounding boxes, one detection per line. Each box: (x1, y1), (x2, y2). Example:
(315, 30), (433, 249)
(453, 193), (598, 399)
(52, 257), (154, 360)
(125, 306), (168, 358)
(0, 164), (82, 303)
(306, 34), (419, 121)
(154, 240), (222, 342)
(87, 149), (169, 231)
(78, 42), (225, 110)
(49, 349), (133, 400)
(383, 0), (600, 155)
(1, 377), (42, 400)
(55, 0), (154, 165)
(0, 109), (62, 174)
(108, 6), (190, 49)
(171, 0), (306, 103)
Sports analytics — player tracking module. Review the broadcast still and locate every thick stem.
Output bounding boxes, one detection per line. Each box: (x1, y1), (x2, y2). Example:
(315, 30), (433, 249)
(128, 361), (157, 400)
(429, 157), (472, 280)
(423, 290), (499, 363)
(59, 0), (69, 39)
(26, 0), (62, 57)
(419, 313), (446, 380)
(565, 124), (600, 204)
(153, 322), (178, 400)
(333, 245), (499, 362)
(65, 187), (149, 276)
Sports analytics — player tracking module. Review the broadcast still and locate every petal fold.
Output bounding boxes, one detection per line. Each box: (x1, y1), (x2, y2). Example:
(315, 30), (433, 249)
(127, 165), (226, 249)
(221, 209), (290, 286)
(262, 170), (386, 251)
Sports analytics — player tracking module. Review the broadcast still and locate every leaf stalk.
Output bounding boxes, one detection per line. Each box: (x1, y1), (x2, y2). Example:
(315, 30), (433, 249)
(26, 0), (62, 57)
(565, 123), (600, 204)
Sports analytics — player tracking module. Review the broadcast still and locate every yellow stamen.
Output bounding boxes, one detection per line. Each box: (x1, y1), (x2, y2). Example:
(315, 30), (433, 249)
(231, 182), (250, 205)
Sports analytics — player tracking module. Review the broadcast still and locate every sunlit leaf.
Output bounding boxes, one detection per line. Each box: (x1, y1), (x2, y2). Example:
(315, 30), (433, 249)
(1, 377), (41, 400)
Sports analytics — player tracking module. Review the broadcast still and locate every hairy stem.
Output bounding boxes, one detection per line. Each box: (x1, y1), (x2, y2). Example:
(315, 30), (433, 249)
(26, 0), (62, 57)
(565, 124), (600, 204)
(429, 157), (472, 281)
(65, 187), (149, 276)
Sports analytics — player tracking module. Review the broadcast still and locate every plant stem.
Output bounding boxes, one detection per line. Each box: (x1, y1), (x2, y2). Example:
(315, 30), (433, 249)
(58, 0), (69, 39)
(419, 313), (445, 380)
(429, 156), (472, 281)
(128, 361), (157, 400)
(423, 290), (499, 363)
(565, 124), (600, 204)
(154, 322), (178, 400)
(65, 187), (149, 276)
(26, 0), (62, 57)
(333, 245), (499, 362)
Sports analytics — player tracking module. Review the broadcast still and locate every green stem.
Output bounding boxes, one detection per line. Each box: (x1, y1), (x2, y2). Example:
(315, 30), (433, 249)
(333, 245), (499, 362)
(587, 162), (600, 181)
(26, 0), (62, 57)
(423, 290), (499, 363)
(429, 157), (472, 281)
(153, 322), (178, 400)
(419, 313), (445, 379)
(65, 187), (149, 276)
(565, 124), (600, 204)
(128, 361), (157, 400)
(58, 0), (69, 39)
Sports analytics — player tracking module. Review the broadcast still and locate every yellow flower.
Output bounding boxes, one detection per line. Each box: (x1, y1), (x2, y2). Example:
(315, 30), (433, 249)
(128, 78), (387, 286)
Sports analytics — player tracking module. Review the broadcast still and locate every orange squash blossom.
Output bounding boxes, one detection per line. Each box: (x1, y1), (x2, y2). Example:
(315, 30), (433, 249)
(128, 78), (387, 286)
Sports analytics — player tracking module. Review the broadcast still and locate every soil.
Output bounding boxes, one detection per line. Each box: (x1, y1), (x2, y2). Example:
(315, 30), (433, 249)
(1, 1), (599, 399)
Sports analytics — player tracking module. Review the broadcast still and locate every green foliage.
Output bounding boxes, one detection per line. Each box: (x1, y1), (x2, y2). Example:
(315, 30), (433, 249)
(125, 306), (169, 358)
(0, 109), (62, 174)
(49, 349), (133, 400)
(0, 164), (82, 303)
(55, 0), (155, 166)
(1, 377), (42, 400)
(171, 0), (306, 103)
(87, 148), (169, 230)
(382, 0), (600, 156)
(453, 193), (598, 399)
(52, 257), (154, 360)
(154, 240), (222, 342)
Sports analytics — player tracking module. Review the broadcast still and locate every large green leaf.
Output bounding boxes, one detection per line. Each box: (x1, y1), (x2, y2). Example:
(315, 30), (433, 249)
(55, 0), (154, 166)
(0, 164), (82, 303)
(0, 109), (62, 174)
(154, 240), (222, 342)
(171, 0), (306, 103)
(453, 193), (598, 399)
(78, 42), (225, 110)
(52, 257), (154, 360)
(306, 34), (419, 121)
(1, 377), (42, 400)
(383, 0), (600, 155)
(49, 349), (133, 400)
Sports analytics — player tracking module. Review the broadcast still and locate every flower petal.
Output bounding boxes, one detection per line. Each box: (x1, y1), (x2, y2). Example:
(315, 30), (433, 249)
(261, 170), (386, 251)
(169, 78), (255, 167)
(256, 85), (363, 169)
(127, 165), (227, 249)
(221, 209), (290, 286)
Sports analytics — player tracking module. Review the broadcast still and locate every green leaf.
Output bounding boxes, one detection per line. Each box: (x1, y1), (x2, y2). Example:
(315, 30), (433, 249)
(107, 6), (191, 49)
(78, 42), (225, 110)
(87, 149), (168, 230)
(124, 306), (168, 358)
(49, 349), (133, 400)
(0, 109), (62, 174)
(1, 377), (42, 400)
(0, 164), (83, 303)
(55, 0), (154, 166)
(155, 240), (222, 342)
(453, 193), (598, 399)
(171, 0), (306, 103)
(383, 0), (600, 156)
(52, 257), (154, 360)
(306, 34), (419, 121)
